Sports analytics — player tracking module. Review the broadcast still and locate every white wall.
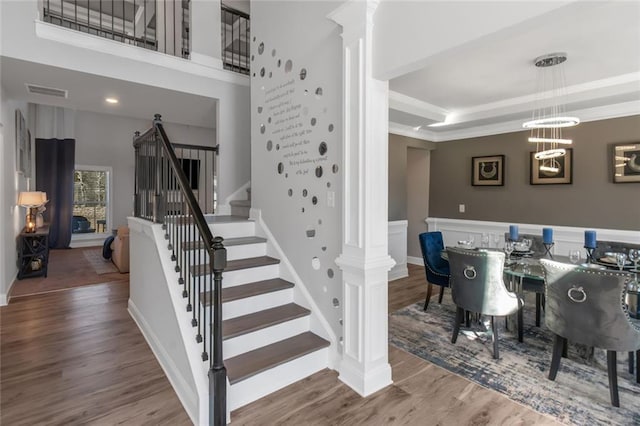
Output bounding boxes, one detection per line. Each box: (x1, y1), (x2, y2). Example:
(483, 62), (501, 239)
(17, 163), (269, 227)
(73, 110), (217, 229)
(251, 1), (344, 338)
(0, 92), (29, 304)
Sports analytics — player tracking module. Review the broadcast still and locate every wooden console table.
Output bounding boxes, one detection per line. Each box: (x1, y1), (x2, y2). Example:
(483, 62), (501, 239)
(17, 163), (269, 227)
(17, 225), (50, 279)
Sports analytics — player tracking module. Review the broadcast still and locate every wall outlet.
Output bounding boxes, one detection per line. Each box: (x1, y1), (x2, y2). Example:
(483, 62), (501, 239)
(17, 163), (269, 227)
(459, 204), (465, 213)
(327, 191), (335, 207)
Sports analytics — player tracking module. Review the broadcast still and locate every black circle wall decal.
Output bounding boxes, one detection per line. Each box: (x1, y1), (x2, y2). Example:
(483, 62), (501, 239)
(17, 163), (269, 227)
(260, 124), (266, 134)
(266, 140), (273, 151)
(332, 298), (340, 307)
(315, 87), (323, 97)
(251, 54), (254, 61)
(328, 124), (334, 132)
(322, 246), (327, 251)
(258, 42), (264, 54)
(302, 189), (308, 197)
(252, 73), (255, 77)
(277, 162), (284, 174)
(272, 49), (276, 57)
(312, 196), (318, 205)
(260, 67), (265, 77)
(269, 72), (272, 78)
(288, 189), (293, 196)
(318, 219), (322, 225)
(268, 117), (272, 123)
(276, 144), (280, 151)
(332, 164), (339, 174)
(315, 166), (323, 178)
(285, 173), (288, 178)
(277, 59), (282, 67)
(328, 268), (334, 278)
(311, 118), (317, 126)
(253, 36), (256, 42)
(300, 68), (307, 80)
(285, 59), (293, 73)
(301, 207), (305, 213)
(258, 106), (263, 113)
(327, 182), (331, 188)
(319, 142), (327, 156)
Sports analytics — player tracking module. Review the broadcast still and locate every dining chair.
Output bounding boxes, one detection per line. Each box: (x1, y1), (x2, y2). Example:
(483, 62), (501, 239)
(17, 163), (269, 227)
(447, 247), (523, 359)
(540, 259), (640, 407)
(418, 232), (450, 311)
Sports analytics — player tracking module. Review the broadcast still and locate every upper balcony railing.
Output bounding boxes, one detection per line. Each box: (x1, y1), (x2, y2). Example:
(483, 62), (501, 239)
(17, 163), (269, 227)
(42, 0), (191, 59)
(221, 5), (249, 75)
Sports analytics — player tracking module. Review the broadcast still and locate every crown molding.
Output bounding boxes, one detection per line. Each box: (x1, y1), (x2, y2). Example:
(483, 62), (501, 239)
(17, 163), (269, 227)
(388, 122), (436, 142)
(388, 90), (448, 123)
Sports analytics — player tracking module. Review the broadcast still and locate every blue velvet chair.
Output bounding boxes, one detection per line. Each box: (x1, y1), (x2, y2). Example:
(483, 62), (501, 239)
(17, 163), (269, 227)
(419, 232), (450, 311)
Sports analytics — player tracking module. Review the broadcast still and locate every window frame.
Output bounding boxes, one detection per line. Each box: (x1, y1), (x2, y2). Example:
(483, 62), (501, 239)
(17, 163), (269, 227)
(71, 164), (113, 238)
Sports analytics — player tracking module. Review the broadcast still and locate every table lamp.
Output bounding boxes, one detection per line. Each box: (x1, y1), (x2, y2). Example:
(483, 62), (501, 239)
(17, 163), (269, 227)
(18, 191), (45, 233)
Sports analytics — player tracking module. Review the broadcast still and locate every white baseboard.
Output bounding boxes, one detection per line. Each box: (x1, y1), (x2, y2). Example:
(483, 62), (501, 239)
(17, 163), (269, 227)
(388, 266), (408, 281)
(128, 299), (198, 425)
(407, 256), (423, 266)
(0, 274), (18, 306)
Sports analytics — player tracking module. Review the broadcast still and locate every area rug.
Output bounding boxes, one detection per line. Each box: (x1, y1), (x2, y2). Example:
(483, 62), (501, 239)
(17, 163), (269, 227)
(389, 297), (640, 425)
(82, 249), (119, 275)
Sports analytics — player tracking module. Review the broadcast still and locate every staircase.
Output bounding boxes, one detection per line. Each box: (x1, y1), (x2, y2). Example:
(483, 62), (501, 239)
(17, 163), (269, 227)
(229, 188), (251, 218)
(182, 215), (330, 412)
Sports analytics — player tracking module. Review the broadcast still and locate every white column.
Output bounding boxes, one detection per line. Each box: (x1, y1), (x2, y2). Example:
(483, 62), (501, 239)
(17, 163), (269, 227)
(190, 0), (223, 68)
(328, 0), (394, 397)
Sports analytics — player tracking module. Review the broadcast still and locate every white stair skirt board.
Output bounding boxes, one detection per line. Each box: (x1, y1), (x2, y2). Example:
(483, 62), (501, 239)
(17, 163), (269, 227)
(426, 218), (640, 256)
(389, 220), (409, 281)
(188, 242), (267, 262)
(228, 347), (329, 411)
(224, 316), (310, 359)
(222, 288), (294, 320)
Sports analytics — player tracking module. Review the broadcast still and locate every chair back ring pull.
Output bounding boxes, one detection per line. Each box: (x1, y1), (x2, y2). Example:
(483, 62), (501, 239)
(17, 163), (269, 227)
(463, 266), (477, 280)
(567, 286), (587, 303)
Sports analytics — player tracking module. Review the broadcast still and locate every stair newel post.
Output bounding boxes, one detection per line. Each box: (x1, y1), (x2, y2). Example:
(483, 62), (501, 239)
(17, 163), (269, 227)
(153, 114), (164, 224)
(133, 131), (141, 218)
(209, 236), (227, 426)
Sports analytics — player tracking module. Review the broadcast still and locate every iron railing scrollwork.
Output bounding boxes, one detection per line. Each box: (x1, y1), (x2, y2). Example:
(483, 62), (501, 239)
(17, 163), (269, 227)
(133, 114), (226, 425)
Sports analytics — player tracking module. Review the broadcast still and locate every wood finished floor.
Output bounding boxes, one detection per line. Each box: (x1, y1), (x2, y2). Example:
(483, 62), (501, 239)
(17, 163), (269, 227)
(1, 263), (558, 425)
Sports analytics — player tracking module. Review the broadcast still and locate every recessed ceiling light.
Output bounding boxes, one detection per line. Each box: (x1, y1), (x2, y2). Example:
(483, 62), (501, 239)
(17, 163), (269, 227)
(105, 97), (119, 104)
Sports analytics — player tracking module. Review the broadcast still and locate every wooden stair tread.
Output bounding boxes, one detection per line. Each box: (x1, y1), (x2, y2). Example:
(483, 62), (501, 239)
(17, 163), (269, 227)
(223, 303), (310, 340)
(201, 278), (294, 305)
(229, 200), (251, 207)
(190, 256), (280, 276)
(182, 236), (267, 251)
(226, 332), (330, 385)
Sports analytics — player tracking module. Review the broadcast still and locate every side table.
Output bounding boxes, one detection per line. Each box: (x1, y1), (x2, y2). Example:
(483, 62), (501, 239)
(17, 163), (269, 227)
(17, 225), (50, 279)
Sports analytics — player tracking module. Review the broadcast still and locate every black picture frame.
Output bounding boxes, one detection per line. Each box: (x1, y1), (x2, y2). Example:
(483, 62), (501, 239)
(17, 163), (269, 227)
(530, 148), (573, 185)
(472, 155), (504, 186)
(613, 143), (640, 183)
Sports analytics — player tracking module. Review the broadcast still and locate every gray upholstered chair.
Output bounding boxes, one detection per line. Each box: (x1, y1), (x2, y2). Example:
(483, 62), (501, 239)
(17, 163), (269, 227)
(447, 248), (523, 359)
(540, 259), (640, 407)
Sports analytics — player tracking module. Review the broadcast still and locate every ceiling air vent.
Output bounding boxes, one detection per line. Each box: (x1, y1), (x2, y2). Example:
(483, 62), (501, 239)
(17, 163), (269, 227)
(25, 83), (68, 98)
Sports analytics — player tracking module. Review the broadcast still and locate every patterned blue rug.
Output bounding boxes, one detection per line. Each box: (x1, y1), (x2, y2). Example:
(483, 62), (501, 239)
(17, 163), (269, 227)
(389, 297), (640, 425)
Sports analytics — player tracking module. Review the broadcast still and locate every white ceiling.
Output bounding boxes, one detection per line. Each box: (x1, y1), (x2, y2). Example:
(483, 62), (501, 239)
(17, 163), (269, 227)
(388, 1), (640, 141)
(1, 57), (217, 129)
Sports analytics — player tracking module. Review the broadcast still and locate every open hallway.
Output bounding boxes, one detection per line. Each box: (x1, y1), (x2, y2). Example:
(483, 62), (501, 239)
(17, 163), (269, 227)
(1, 264), (556, 425)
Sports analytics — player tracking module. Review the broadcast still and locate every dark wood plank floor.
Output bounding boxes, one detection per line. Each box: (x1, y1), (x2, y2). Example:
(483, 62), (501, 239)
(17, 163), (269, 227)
(0, 282), (190, 425)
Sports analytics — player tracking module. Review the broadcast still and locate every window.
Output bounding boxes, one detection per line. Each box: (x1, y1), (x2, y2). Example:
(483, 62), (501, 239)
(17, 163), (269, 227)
(73, 166), (112, 234)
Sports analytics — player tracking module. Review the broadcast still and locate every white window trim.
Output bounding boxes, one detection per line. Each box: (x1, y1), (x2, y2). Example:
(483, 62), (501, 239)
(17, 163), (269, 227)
(71, 165), (113, 241)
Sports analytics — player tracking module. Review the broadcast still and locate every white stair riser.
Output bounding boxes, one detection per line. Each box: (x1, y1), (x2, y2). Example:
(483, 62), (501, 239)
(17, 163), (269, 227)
(187, 243), (266, 262)
(228, 347), (329, 411)
(223, 316), (310, 359)
(210, 221), (255, 238)
(220, 264), (280, 288)
(222, 288), (294, 320)
(231, 206), (250, 218)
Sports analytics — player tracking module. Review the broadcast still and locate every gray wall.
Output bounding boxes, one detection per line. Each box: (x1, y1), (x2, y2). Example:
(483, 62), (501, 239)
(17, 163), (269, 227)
(429, 115), (640, 230)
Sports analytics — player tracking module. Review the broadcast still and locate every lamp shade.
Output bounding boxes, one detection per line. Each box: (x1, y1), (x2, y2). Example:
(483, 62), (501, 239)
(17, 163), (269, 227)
(18, 191), (46, 207)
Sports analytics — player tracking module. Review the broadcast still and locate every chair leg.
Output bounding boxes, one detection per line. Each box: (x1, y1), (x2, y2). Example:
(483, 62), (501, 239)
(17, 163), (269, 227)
(607, 351), (619, 407)
(423, 283), (433, 311)
(535, 293), (542, 327)
(451, 307), (464, 344)
(562, 338), (568, 358)
(491, 316), (499, 360)
(549, 334), (565, 381)
(517, 305), (523, 343)
(438, 286), (445, 304)
(629, 351), (634, 375)
(465, 311), (470, 327)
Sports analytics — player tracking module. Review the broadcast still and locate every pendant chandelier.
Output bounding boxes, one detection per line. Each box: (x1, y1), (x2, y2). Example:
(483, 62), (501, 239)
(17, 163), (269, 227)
(523, 53), (579, 173)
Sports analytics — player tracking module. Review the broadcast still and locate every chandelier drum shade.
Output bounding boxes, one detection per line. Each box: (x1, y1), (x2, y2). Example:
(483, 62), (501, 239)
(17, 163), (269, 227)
(524, 53), (579, 168)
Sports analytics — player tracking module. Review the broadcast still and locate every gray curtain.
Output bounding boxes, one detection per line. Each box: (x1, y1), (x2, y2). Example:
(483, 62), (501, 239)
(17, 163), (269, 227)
(35, 139), (75, 249)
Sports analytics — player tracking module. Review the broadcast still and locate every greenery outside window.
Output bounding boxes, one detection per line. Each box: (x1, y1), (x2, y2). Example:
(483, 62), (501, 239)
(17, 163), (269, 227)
(72, 166), (112, 235)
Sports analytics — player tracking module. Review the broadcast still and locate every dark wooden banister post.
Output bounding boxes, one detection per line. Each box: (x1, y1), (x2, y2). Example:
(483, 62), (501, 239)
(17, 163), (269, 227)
(133, 131), (141, 217)
(153, 114), (164, 223)
(210, 236), (227, 426)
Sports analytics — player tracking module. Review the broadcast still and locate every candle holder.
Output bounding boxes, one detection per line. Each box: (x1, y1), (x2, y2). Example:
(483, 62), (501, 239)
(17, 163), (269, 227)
(543, 242), (554, 259)
(584, 246), (596, 264)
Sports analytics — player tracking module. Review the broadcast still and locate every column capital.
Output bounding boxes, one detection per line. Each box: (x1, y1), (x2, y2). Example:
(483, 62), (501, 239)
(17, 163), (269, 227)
(327, 0), (379, 43)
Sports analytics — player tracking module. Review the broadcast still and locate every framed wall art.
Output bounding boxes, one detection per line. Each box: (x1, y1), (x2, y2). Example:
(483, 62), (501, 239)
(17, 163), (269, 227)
(472, 155), (504, 186)
(613, 143), (640, 183)
(530, 148), (572, 185)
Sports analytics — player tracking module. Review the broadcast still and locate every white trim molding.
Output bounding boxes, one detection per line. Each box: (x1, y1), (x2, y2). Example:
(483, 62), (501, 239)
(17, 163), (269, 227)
(388, 220), (408, 281)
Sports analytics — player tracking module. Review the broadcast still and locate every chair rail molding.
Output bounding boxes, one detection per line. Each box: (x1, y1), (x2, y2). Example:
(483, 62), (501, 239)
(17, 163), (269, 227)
(426, 217), (640, 255)
(329, 0), (394, 397)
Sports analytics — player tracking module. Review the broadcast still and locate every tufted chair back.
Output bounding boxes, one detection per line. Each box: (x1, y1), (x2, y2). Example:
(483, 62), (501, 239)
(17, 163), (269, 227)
(419, 232), (450, 287)
(447, 248), (520, 317)
(540, 259), (640, 352)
